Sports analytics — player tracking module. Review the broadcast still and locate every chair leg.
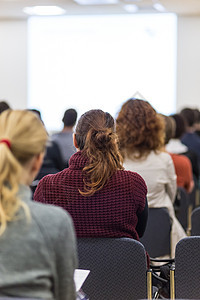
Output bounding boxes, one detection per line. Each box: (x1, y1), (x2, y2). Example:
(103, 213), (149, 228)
(147, 269), (152, 300)
(170, 264), (175, 300)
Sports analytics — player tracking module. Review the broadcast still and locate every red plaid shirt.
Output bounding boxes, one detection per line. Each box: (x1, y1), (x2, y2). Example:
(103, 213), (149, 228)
(34, 151), (147, 241)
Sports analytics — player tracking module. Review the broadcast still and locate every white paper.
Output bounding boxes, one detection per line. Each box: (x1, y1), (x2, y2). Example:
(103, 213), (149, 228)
(74, 269), (90, 292)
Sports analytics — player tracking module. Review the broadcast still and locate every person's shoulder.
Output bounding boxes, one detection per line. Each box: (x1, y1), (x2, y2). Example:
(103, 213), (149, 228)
(117, 169), (147, 190)
(154, 150), (173, 163)
(39, 168), (69, 184)
(30, 200), (73, 227)
(51, 132), (60, 140)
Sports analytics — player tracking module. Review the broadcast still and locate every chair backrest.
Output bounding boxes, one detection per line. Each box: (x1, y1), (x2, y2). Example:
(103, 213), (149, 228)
(140, 207), (171, 258)
(176, 187), (190, 231)
(191, 206), (200, 235)
(77, 237), (147, 300)
(175, 236), (200, 299)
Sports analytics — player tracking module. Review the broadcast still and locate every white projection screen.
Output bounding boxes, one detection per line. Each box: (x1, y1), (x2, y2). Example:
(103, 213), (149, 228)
(28, 13), (177, 131)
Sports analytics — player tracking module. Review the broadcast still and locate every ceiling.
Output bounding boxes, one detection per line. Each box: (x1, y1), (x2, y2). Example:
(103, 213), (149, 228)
(1, 0), (200, 19)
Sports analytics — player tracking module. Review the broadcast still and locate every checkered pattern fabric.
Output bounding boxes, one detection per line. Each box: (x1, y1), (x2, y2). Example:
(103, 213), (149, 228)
(34, 151), (147, 240)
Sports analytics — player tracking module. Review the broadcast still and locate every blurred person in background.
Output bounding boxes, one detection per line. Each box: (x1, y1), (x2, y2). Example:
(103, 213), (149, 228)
(116, 98), (186, 258)
(0, 109), (77, 299)
(51, 108), (77, 168)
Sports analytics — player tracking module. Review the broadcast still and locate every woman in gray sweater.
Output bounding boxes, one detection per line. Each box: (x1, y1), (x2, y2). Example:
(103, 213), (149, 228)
(0, 109), (77, 300)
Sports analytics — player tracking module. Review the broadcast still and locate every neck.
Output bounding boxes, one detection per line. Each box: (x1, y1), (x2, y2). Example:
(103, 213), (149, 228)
(186, 126), (195, 133)
(62, 126), (73, 133)
(20, 168), (32, 186)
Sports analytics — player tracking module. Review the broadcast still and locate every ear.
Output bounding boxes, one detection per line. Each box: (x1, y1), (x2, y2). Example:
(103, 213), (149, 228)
(73, 133), (79, 149)
(32, 152), (45, 175)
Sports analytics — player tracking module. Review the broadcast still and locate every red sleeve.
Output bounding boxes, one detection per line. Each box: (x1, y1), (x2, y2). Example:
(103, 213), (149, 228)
(182, 156), (193, 191)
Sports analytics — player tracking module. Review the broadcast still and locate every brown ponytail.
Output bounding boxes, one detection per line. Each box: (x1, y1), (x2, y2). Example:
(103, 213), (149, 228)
(75, 110), (123, 196)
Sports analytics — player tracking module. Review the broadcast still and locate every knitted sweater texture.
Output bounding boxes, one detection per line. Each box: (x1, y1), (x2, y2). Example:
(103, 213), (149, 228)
(34, 151), (147, 241)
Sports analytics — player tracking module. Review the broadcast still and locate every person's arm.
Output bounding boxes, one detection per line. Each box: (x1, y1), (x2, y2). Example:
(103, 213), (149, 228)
(166, 155), (177, 203)
(55, 211), (78, 300)
(183, 156), (194, 193)
(136, 197), (148, 238)
(51, 141), (66, 171)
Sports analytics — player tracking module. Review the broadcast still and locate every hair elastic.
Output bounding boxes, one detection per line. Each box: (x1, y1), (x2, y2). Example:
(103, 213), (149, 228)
(0, 139), (11, 149)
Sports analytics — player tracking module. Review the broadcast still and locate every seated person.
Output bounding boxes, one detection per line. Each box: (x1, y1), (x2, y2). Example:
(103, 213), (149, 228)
(163, 114), (194, 194)
(180, 108), (200, 169)
(0, 100), (11, 114)
(51, 108), (77, 168)
(34, 109), (148, 243)
(0, 109), (77, 299)
(166, 113), (199, 181)
(116, 99), (186, 258)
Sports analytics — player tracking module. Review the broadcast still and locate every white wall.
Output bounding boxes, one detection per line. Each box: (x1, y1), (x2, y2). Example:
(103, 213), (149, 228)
(0, 16), (200, 113)
(177, 16), (200, 111)
(0, 20), (27, 109)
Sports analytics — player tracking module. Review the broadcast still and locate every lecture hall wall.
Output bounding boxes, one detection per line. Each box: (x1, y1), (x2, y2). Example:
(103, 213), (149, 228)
(0, 16), (200, 113)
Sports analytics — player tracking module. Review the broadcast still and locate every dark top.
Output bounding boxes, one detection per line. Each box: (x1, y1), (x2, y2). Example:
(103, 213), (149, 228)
(181, 132), (200, 168)
(181, 150), (199, 180)
(34, 151), (147, 241)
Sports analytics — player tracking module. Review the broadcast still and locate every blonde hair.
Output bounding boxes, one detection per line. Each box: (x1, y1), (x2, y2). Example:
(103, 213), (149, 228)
(0, 110), (48, 235)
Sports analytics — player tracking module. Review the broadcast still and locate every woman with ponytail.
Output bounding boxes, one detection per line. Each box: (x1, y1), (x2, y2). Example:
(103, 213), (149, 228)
(0, 110), (77, 299)
(34, 109), (148, 242)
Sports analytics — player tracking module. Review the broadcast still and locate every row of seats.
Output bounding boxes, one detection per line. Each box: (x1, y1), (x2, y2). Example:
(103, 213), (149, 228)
(77, 205), (200, 299)
(77, 236), (200, 299)
(140, 204), (200, 259)
(174, 183), (200, 235)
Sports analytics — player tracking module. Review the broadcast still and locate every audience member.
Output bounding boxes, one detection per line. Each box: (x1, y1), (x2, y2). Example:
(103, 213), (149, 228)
(0, 109), (77, 299)
(166, 113), (199, 181)
(28, 109), (64, 190)
(180, 108), (200, 168)
(28, 108), (43, 121)
(193, 108), (200, 137)
(116, 99), (186, 257)
(163, 114), (194, 193)
(31, 140), (64, 195)
(0, 101), (10, 114)
(34, 109), (148, 243)
(51, 108), (77, 168)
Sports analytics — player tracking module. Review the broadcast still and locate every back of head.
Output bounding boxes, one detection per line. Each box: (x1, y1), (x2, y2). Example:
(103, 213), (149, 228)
(180, 108), (195, 128)
(62, 109), (77, 127)
(75, 109), (123, 196)
(28, 108), (42, 121)
(161, 114), (176, 145)
(170, 113), (186, 139)
(0, 110), (48, 234)
(116, 98), (165, 158)
(0, 101), (10, 114)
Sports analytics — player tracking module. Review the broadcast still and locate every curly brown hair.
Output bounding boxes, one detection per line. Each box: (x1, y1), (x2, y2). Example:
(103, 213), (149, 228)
(116, 99), (165, 158)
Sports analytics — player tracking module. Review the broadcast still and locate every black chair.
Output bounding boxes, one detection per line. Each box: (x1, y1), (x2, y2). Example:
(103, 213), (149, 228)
(175, 236), (200, 299)
(140, 207), (171, 258)
(77, 237), (150, 300)
(191, 206), (200, 235)
(175, 187), (190, 231)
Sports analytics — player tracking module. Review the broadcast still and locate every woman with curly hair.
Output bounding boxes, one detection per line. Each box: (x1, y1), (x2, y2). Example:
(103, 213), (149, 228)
(116, 99), (186, 258)
(34, 109), (148, 244)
